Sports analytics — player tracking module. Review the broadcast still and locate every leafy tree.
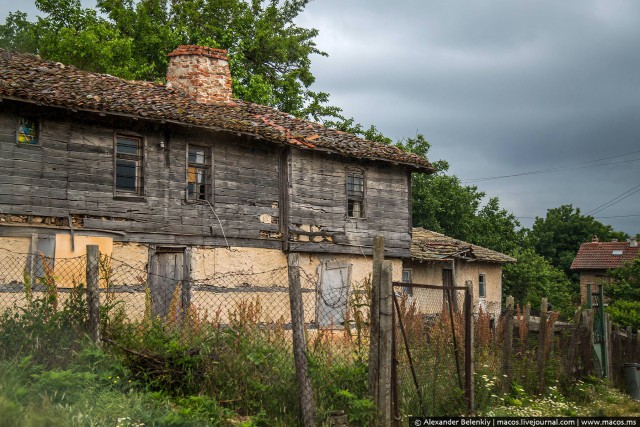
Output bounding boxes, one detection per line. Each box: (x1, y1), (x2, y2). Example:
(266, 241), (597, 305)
(503, 248), (574, 318)
(605, 257), (640, 329)
(528, 205), (628, 277)
(0, 0), (340, 120)
(468, 197), (524, 255)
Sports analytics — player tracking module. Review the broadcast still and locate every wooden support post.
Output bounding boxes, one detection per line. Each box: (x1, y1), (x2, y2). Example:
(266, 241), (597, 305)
(368, 236), (384, 406)
(565, 309), (582, 378)
(582, 310), (594, 374)
(287, 253), (316, 427)
(464, 280), (474, 414)
(378, 259), (393, 426)
(612, 324), (622, 387)
(502, 296), (514, 393)
(86, 245), (101, 344)
(537, 298), (548, 393)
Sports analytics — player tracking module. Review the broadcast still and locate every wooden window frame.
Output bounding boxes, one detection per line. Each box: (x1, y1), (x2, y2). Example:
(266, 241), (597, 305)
(402, 268), (413, 296)
(16, 116), (41, 147)
(478, 273), (486, 298)
(113, 133), (145, 198)
(185, 144), (213, 203)
(346, 168), (366, 219)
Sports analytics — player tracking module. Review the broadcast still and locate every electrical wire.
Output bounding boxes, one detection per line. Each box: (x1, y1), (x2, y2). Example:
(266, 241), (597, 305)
(585, 183), (640, 216)
(462, 149), (640, 183)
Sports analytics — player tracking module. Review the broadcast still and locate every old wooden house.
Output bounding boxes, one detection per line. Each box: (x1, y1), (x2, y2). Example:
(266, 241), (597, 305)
(402, 228), (516, 317)
(0, 46), (433, 324)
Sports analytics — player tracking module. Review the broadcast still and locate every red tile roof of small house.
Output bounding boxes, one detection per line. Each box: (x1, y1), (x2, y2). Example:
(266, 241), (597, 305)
(570, 240), (639, 270)
(0, 49), (434, 172)
(411, 228), (516, 263)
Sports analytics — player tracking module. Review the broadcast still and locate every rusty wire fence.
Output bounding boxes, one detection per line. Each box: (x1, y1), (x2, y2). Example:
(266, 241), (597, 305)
(0, 247), (372, 424)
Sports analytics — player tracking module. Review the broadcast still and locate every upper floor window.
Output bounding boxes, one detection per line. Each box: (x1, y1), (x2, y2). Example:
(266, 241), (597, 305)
(478, 273), (486, 298)
(346, 170), (364, 218)
(187, 145), (211, 202)
(115, 135), (144, 196)
(17, 117), (39, 145)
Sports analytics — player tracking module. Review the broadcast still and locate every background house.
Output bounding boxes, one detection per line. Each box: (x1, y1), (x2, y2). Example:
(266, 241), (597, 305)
(570, 236), (639, 304)
(0, 45), (433, 325)
(402, 228), (516, 317)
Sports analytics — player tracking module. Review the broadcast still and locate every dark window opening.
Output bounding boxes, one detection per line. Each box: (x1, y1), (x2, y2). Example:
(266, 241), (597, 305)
(187, 146), (211, 202)
(479, 273), (486, 298)
(346, 170), (364, 218)
(17, 117), (39, 145)
(115, 136), (143, 195)
(402, 268), (413, 296)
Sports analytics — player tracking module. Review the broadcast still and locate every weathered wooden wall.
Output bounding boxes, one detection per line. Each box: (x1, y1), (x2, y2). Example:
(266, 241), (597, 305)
(0, 102), (412, 257)
(288, 149), (411, 258)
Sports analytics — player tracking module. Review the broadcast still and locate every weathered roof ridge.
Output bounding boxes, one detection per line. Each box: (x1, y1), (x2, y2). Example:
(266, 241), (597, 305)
(0, 49), (434, 172)
(411, 227), (516, 263)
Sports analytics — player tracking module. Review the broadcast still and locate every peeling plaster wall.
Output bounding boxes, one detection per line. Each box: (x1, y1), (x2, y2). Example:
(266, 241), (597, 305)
(0, 236), (31, 283)
(405, 260), (503, 317)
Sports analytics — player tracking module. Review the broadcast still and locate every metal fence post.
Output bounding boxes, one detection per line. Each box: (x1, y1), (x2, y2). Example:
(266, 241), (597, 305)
(368, 236), (384, 406)
(86, 245), (101, 344)
(287, 252), (316, 427)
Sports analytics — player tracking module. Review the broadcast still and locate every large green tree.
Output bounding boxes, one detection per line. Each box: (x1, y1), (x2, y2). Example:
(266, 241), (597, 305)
(528, 205), (628, 277)
(502, 248), (574, 318)
(0, 0), (340, 120)
(605, 257), (640, 329)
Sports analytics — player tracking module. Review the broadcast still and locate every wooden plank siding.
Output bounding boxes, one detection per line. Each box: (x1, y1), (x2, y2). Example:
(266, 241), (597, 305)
(0, 103), (412, 257)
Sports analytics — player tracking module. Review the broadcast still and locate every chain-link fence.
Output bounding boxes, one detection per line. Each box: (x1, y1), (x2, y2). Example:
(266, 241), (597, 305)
(0, 246), (372, 425)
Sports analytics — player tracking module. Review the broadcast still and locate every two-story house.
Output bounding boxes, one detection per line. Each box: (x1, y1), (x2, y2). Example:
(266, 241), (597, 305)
(0, 45), (433, 324)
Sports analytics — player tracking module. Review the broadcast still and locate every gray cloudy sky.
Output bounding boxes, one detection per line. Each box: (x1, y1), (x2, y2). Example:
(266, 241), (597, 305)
(2, 0), (639, 235)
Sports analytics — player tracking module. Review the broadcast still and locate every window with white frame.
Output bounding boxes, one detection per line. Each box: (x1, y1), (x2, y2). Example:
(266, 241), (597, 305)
(187, 145), (212, 202)
(346, 169), (364, 218)
(115, 135), (144, 195)
(478, 273), (486, 298)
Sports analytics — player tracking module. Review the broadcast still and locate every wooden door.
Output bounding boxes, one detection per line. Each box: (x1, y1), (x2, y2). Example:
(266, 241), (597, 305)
(149, 249), (185, 319)
(316, 261), (351, 328)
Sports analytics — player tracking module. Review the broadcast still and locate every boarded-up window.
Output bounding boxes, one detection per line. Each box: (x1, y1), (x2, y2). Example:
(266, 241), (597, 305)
(17, 117), (39, 145)
(402, 268), (413, 296)
(346, 170), (364, 218)
(316, 261), (351, 327)
(115, 135), (144, 195)
(187, 145), (212, 202)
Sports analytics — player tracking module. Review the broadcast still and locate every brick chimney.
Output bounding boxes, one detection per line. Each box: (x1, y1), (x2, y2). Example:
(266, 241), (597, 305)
(166, 45), (233, 104)
(630, 237), (638, 247)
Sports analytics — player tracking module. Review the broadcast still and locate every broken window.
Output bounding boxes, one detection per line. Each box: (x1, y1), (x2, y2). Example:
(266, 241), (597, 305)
(346, 170), (364, 218)
(187, 145), (211, 202)
(115, 135), (144, 195)
(17, 117), (39, 145)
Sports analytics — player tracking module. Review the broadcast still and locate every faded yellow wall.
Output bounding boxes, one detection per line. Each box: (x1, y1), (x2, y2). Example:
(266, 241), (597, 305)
(404, 259), (503, 317)
(0, 237), (32, 283)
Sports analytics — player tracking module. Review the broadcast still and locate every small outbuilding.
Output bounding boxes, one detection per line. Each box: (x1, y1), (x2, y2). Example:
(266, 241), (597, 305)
(402, 228), (516, 317)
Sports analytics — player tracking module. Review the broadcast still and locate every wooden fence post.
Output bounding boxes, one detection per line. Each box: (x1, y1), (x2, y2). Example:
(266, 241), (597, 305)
(368, 236), (384, 406)
(86, 245), (101, 344)
(379, 260), (393, 426)
(537, 298), (548, 393)
(464, 280), (474, 414)
(287, 253), (316, 427)
(502, 296), (514, 393)
(565, 309), (582, 378)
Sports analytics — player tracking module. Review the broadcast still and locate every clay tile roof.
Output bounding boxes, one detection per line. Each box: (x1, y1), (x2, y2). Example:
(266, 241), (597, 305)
(411, 228), (516, 263)
(570, 241), (639, 270)
(0, 49), (434, 172)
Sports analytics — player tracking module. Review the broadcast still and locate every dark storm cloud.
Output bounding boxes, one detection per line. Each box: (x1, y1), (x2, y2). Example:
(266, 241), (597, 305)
(1, 1), (638, 234)
(299, 0), (640, 235)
